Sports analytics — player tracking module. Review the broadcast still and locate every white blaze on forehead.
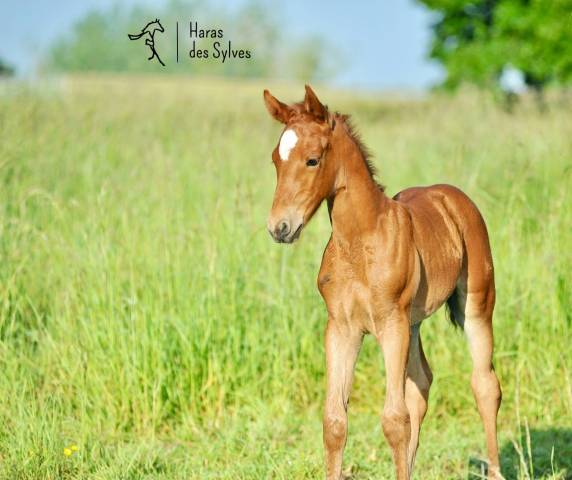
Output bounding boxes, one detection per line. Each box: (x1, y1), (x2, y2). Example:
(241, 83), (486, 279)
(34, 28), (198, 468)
(279, 129), (298, 161)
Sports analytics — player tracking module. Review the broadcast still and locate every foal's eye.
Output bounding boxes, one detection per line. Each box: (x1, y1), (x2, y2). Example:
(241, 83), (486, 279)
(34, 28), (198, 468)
(306, 158), (319, 167)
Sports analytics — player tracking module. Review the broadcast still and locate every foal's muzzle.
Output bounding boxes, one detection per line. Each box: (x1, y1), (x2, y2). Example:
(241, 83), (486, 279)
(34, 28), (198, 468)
(268, 217), (304, 244)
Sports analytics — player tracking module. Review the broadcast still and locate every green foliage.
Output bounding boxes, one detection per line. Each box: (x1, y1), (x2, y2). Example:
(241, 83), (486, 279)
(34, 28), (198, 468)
(418, 0), (572, 89)
(45, 0), (336, 82)
(494, 0), (572, 86)
(286, 36), (341, 83)
(48, 7), (134, 73)
(0, 58), (15, 76)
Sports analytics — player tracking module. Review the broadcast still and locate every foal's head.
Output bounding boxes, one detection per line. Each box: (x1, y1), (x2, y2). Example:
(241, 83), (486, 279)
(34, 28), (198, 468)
(263, 85), (337, 243)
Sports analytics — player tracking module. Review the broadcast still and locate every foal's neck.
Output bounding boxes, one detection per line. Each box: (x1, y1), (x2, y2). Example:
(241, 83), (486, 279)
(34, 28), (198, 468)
(328, 121), (389, 244)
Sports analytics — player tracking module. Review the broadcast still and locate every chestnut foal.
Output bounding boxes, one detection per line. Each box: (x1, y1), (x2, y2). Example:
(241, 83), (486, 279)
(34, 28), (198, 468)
(263, 86), (502, 480)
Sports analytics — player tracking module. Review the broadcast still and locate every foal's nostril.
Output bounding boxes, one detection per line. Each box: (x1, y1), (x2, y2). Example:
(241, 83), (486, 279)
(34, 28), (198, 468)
(275, 220), (291, 240)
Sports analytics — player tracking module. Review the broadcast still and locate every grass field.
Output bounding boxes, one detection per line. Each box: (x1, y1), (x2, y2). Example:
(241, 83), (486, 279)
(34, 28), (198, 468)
(0, 75), (571, 479)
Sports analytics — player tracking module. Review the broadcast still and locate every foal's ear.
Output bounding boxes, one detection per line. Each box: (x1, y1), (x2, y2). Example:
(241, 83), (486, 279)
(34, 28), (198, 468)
(263, 90), (292, 124)
(304, 84), (328, 122)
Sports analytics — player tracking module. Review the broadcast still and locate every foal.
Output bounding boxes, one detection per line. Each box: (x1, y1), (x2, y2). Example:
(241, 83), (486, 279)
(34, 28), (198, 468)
(263, 86), (502, 479)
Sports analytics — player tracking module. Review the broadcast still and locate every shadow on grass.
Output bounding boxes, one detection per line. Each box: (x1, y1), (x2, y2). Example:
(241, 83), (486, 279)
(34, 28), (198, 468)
(468, 428), (572, 479)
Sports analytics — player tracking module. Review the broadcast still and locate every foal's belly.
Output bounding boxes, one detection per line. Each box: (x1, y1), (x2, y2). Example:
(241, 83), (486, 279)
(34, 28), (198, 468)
(319, 258), (461, 329)
(323, 272), (454, 330)
(408, 234), (464, 324)
(411, 286), (454, 325)
(395, 185), (467, 324)
(409, 233), (464, 324)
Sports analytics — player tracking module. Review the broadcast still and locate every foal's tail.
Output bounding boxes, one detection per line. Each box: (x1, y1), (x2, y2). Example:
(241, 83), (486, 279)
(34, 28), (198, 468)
(446, 288), (464, 329)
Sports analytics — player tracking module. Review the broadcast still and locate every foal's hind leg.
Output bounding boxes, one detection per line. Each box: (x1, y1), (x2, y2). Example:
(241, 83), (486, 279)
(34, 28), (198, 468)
(405, 324), (433, 475)
(455, 283), (503, 479)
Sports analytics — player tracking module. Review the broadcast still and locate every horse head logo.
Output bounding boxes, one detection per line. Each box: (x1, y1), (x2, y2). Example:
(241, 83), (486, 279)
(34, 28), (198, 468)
(128, 19), (166, 66)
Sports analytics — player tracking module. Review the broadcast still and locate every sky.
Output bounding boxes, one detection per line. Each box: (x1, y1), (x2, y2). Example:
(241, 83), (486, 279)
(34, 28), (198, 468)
(2, 0), (444, 91)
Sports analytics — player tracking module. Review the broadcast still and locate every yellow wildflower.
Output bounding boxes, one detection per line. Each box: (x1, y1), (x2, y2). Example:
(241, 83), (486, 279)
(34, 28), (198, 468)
(63, 447), (72, 457)
(70, 445), (79, 452)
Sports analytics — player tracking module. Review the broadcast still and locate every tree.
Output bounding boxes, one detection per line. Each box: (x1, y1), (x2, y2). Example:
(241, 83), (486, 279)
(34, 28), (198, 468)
(0, 58), (15, 76)
(418, 0), (572, 90)
(286, 36), (341, 83)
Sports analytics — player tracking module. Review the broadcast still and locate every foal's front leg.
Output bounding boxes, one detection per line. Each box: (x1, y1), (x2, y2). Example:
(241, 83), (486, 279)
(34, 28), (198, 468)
(377, 312), (411, 480)
(323, 320), (363, 480)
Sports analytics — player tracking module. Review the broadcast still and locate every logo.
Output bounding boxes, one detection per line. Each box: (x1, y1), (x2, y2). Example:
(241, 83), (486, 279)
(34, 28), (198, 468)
(128, 19), (165, 66)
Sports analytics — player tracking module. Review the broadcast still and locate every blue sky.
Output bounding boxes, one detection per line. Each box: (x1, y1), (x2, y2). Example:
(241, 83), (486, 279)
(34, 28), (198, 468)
(2, 0), (443, 91)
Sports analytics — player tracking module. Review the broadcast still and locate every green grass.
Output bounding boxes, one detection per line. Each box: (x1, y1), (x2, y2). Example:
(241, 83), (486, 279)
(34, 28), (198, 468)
(0, 75), (571, 479)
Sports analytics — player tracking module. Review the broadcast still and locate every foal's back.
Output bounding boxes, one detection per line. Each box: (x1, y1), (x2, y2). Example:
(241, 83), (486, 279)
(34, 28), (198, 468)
(393, 184), (495, 324)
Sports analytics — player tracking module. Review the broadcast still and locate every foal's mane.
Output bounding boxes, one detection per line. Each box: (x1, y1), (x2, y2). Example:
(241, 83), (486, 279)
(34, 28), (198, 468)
(335, 113), (385, 192)
(291, 102), (384, 192)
